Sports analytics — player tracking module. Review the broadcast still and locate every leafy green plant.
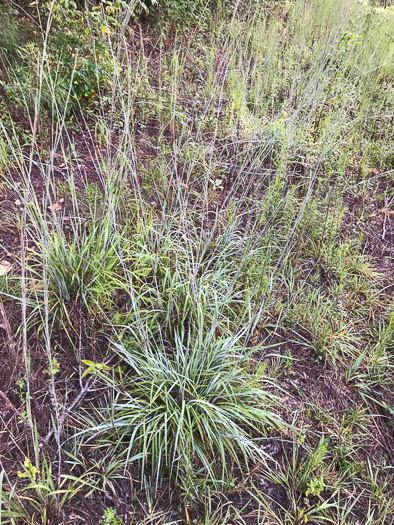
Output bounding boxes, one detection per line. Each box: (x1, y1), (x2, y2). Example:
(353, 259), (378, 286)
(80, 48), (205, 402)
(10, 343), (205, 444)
(42, 356), (61, 375)
(100, 506), (125, 525)
(17, 458), (38, 482)
(81, 359), (111, 379)
(1, 0), (123, 116)
(0, 4), (25, 55)
(0, 453), (84, 525)
(305, 475), (325, 497)
(46, 0), (118, 104)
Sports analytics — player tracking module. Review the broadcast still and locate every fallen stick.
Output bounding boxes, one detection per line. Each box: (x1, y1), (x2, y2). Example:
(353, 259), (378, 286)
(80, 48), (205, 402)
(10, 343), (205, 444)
(42, 377), (94, 446)
(0, 303), (17, 359)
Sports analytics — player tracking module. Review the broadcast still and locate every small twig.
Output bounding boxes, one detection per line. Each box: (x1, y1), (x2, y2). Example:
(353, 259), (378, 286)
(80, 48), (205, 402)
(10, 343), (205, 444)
(0, 303), (17, 359)
(0, 391), (46, 445)
(22, 154), (68, 176)
(382, 197), (389, 241)
(352, 169), (394, 187)
(369, 404), (394, 465)
(42, 377), (94, 446)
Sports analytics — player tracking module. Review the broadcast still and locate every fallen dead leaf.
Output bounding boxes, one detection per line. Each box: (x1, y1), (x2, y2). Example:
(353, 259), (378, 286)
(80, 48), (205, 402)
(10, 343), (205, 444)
(58, 198), (65, 204)
(185, 507), (190, 525)
(49, 202), (62, 212)
(29, 279), (44, 290)
(0, 260), (12, 277)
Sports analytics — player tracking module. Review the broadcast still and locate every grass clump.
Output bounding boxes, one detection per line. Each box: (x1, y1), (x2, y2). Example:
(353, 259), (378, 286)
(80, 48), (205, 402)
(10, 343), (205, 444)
(26, 214), (126, 326)
(79, 330), (282, 498)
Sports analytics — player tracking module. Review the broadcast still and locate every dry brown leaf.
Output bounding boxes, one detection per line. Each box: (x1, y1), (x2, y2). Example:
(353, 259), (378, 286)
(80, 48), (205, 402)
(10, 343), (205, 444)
(29, 279), (44, 290)
(49, 202), (62, 212)
(58, 198), (65, 204)
(0, 260), (12, 277)
(379, 208), (394, 216)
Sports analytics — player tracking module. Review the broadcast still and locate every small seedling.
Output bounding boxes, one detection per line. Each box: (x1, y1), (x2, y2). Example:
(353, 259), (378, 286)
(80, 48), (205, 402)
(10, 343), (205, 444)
(100, 507), (124, 525)
(17, 458), (38, 481)
(42, 356), (61, 375)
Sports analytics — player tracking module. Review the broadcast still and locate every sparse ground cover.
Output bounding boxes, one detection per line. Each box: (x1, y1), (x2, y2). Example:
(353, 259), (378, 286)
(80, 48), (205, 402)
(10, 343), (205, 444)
(0, 0), (393, 523)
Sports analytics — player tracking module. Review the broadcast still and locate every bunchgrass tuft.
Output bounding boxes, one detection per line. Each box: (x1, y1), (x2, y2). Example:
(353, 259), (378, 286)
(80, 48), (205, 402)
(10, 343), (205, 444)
(78, 329), (283, 497)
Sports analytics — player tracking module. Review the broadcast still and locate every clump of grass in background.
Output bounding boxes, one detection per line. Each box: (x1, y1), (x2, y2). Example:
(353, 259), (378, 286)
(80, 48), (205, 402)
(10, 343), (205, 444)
(38, 217), (124, 317)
